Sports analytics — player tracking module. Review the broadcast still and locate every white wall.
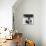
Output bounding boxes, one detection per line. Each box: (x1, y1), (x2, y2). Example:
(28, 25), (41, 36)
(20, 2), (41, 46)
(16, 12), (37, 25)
(41, 0), (46, 46)
(13, 0), (46, 46)
(13, 0), (41, 46)
(0, 0), (16, 30)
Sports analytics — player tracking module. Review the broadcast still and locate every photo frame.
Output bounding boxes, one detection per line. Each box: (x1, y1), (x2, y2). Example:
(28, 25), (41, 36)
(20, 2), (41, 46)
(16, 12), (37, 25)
(23, 14), (34, 25)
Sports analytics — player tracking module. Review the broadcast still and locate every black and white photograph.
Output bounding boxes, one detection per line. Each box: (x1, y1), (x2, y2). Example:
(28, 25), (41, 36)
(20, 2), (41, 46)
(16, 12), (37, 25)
(23, 14), (34, 24)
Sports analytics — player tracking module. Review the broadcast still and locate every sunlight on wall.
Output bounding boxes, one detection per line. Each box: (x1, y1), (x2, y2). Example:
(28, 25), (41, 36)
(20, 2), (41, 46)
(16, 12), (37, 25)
(0, 0), (16, 30)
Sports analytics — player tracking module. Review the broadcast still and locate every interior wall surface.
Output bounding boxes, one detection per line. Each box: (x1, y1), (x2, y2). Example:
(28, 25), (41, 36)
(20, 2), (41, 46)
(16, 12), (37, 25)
(12, 0), (46, 46)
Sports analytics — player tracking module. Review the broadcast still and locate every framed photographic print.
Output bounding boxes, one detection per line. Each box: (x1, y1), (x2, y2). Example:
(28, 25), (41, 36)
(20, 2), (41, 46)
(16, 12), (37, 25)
(23, 14), (34, 25)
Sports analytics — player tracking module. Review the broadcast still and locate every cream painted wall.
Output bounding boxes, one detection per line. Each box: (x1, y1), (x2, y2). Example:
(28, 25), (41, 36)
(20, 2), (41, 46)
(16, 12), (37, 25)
(0, 0), (16, 30)
(13, 0), (46, 46)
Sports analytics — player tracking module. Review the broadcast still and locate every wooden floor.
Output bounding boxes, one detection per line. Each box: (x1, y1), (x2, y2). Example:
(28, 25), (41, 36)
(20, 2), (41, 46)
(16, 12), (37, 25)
(0, 39), (16, 46)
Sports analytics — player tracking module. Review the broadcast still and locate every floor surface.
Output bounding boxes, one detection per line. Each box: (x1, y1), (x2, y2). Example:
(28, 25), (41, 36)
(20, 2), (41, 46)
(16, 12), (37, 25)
(0, 39), (16, 46)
